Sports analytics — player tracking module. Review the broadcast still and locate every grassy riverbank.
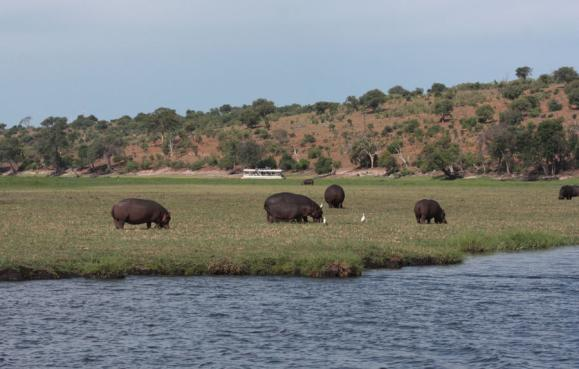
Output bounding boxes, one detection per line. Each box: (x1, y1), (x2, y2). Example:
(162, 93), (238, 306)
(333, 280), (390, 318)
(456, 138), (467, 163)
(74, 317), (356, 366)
(1, 176), (578, 280)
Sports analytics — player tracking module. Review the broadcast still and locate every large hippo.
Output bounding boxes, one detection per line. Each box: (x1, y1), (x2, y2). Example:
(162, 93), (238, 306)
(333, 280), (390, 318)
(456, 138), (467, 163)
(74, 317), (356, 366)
(111, 198), (171, 229)
(559, 185), (579, 200)
(414, 199), (447, 224)
(324, 184), (345, 208)
(264, 192), (323, 223)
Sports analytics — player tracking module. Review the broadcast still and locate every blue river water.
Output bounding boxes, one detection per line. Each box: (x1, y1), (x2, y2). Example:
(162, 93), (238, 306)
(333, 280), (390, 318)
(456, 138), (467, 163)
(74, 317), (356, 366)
(1, 246), (578, 369)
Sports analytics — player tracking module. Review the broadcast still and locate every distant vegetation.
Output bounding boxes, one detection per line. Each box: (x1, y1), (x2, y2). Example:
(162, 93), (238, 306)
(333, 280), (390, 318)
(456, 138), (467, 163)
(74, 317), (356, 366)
(1, 66), (579, 178)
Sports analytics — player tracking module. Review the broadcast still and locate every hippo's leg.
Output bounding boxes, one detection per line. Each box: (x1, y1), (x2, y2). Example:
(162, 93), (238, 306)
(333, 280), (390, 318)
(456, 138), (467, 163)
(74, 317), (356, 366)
(416, 215), (421, 224)
(146, 222), (151, 229)
(427, 218), (432, 224)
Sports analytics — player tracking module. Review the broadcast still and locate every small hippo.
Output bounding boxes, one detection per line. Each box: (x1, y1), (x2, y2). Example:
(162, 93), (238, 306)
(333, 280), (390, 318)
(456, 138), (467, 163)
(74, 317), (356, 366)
(111, 198), (171, 229)
(414, 199), (447, 224)
(303, 179), (314, 185)
(559, 185), (579, 200)
(324, 184), (345, 208)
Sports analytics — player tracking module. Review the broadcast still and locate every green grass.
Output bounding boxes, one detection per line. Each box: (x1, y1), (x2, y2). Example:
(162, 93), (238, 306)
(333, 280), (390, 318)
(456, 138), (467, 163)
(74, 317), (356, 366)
(1, 176), (578, 279)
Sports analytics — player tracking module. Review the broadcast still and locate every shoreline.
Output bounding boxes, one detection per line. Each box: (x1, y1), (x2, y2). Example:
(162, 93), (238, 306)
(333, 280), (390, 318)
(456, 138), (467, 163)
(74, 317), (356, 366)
(1, 236), (575, 282)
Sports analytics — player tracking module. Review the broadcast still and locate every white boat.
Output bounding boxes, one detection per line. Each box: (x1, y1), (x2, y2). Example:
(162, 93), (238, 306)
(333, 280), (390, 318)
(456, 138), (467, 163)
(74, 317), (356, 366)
(242, 168), (285, 179)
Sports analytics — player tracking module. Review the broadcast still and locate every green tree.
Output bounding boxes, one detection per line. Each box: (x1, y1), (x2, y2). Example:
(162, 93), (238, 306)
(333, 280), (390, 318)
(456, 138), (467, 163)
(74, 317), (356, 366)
(315, 156), (334, 174)
(434, 99), (454, 122)
(344, 95), (360, 112)
(240, 108), (261, 129)
(37, 117), (69, 174)
(388, 85), (410, 97)
(485, 125), (517, 174)
(359, 89), (387, 112)
(515, 66), (532, 80)
(501, 84), (524, 100)
(146, 108), (182, 158)
(429, 83), (447, 96)
(378, 151), (398, 173)
(349, 136), (379, 168)
(0, 136), (24, 174)
(251, 98), (276, 128)
(499, 109), (524, 126)
(418, 136), (461, 177)
(278, 152), (297, 170)
(535, 119), (568, 175)
(476, 104), (495, 123)
(553, 66), (578, 83)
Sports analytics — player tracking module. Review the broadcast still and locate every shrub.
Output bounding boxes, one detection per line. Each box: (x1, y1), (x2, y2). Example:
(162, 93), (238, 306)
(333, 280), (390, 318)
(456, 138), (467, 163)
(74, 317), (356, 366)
(460, 117), (478, 132)
(256, 156), (277, 169)
(295, 159), (310, 171)
(279, 153), (297, 170)
(476, 104), (495, 123)
(378, 151), (398, 173)
(402, 119), (420, 133)
(315, 156), (334, 174)
(548, 99), (563, 112)
(553, 66), (578, 83)
(429, 83), (447, 96)
(499, 109), (524, 125)
(426, 125), (443, 137)
(140, 159), (152, 170)
(307, 146), (322, 159)
(126, 161), (139, 172)
(190, 160), (205, 171)
(501, 84), (524, 100)
(301, 134), (316, 145)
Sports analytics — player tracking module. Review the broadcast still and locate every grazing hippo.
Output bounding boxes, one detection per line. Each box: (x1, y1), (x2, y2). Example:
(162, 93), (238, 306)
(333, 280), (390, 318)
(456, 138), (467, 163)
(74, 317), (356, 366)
(414, 199), (447, 224)
(264, 192), (323, 223)
(324, 184), (345, 208)
(303, 179), (314, 185)
(558, 185), (579, 200)
(111, 198), (171, 229)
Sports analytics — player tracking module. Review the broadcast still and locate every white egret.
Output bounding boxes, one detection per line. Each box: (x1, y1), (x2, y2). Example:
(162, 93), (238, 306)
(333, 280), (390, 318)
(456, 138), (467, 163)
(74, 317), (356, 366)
(361, 213), (366, 223)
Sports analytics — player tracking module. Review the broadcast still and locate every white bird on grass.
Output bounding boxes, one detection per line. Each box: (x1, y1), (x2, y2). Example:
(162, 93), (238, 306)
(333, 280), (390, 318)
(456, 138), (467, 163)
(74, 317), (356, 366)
(320, 203), (324, 208)
(323, 216), (327, 225)
(361, 213), (366, 223)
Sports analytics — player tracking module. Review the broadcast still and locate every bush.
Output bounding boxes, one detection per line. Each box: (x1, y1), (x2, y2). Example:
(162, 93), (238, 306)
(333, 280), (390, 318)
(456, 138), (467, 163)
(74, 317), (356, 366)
(307, 146), (322, 159)
(548, 99), (563, 112)
(476, 104), (495, 123)
(295, 159), (310, 171)
(460, 117), (478, 132)
(256, 156), (277, 169)
(499, 109), (524, 126)
(553, 66), (578, 83)
(501, 84), (524, 100)
(278, 153), (296, 170)
(378, 151), (398, 173)
(402, 119), (420, 133)
(315, 156), (334, 174)
(126, 161), (139, 172)
(301, 134), (316, 145)
(429, 83), (447, 96)
(426, 125), (443, 137)
(189, 160), (205, 171)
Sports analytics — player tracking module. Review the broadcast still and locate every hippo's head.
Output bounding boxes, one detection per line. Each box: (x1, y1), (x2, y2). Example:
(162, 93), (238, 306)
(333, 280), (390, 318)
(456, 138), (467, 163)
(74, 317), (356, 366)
(159, 211), (171, 228)
(311, 206), (324, 223)
(437, 210), (447, 224)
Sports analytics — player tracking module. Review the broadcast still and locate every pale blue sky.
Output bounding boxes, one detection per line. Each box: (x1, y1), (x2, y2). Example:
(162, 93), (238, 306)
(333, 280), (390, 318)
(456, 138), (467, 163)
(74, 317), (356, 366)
(1, 0), (578, 125)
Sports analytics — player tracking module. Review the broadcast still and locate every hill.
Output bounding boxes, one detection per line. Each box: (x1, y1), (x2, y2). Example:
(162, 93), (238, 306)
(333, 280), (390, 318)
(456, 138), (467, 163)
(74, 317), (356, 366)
(1, 65), (579, 178)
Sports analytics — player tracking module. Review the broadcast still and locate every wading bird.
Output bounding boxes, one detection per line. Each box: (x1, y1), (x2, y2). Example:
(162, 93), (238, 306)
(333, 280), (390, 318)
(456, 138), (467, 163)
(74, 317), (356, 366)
(361, 213), (366, 223)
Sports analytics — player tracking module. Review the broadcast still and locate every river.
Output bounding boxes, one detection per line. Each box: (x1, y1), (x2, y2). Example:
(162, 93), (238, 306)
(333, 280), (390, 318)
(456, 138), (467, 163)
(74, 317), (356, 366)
(1, 246), (578, 369)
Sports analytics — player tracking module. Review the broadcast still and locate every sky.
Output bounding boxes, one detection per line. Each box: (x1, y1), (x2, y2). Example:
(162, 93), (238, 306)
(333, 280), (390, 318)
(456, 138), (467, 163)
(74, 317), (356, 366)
(1, 0), (578, 126)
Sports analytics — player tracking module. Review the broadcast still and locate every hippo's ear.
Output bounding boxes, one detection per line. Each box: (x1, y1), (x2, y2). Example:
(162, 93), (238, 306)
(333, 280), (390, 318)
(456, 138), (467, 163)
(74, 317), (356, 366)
(162, 212), (170, 224)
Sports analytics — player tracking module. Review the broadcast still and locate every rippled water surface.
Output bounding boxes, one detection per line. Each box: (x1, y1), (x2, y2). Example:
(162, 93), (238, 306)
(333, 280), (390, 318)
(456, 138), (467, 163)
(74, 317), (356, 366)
(1, 247), (579, 369)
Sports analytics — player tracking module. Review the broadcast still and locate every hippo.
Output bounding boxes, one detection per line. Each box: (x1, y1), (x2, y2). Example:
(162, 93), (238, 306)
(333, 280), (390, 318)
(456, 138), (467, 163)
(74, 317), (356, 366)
(558, 185), (579, 200)
(111, 198), (171, 229)
(324, 184), (345, 208)
(264, 192), (323, 223)
(414, 199), (447, 224)
(303, 179), (314, 185)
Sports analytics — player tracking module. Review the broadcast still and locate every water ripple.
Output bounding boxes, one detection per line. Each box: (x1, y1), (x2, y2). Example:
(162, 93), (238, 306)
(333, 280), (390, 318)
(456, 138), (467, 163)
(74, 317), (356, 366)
(1, 247), (578, 368)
